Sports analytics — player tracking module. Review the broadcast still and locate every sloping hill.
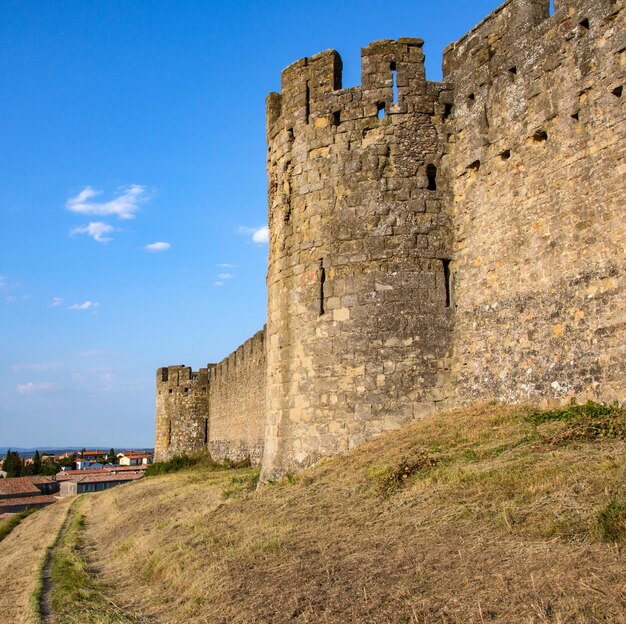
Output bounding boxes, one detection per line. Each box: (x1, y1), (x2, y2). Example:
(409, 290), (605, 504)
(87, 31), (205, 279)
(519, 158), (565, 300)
(2, 403), (625, 623)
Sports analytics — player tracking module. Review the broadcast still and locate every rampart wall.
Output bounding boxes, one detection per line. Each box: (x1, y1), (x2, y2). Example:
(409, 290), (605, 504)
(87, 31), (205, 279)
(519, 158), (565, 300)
(155, 329), (266, 463)
(442, 0), (625, 405)
(155, 0), (625, 480)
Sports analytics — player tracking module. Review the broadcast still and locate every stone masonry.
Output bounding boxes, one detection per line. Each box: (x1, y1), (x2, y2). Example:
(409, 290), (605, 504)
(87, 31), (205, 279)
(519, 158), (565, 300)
(155, 0), (625, 480)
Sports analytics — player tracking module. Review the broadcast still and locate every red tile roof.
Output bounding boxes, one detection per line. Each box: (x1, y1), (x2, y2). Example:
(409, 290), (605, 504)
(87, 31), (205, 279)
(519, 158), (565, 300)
(0, 494), (58, 510)
(0, 476), (55, 497)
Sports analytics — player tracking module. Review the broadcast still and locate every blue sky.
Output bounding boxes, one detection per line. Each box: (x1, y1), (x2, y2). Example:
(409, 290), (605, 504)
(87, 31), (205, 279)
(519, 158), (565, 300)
(0, 0), (504, 448)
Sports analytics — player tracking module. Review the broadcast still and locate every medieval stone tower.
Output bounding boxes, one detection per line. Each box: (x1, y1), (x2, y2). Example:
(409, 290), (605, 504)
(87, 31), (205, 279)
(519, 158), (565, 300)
(155, 0), (625, 481)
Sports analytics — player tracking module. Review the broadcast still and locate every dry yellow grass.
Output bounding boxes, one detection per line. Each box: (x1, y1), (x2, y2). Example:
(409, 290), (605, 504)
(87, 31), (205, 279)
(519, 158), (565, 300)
(0, 498), (71, 624)
(6, 403), (626, 623)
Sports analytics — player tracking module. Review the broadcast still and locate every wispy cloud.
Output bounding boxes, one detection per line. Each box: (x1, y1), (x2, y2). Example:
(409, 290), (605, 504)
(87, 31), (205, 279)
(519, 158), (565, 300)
(66, 185), (147, 220)
(213, 281), (224, 287)
(217, 263), (238, 268)
(217, 272), (234, 280)
(12, 363), (61, 372)
(0, 276), (7, 289)
(144, 241), (171, 252)
(51, 297), (64, 307)
(16, 382), (61, 395)
(71, 221), (115, 243)
(69, 301), (99, 311)
(238, 225), (269, 244)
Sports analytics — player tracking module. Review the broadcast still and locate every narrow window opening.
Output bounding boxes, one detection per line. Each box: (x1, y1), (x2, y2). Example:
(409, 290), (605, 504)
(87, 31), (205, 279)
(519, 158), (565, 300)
(612, 86), (623, 97)
(533, 129), (548, 142)
(305, 81), (310, 124)
(167, 420), (172, 446)
(571, 111), (580, 121)
(442, 103), (454, 120)
(377, 102), (386, 119)
(426, 164), (437, 191)
(500, 149), (511, 160)
(319, 258), (326, 316)
(549, 0), (555, 16)
(579, 18), (589, 30)
(284, 207), (292, 224)
(287, 128), (294, 141)
(168, 388), (173, 394)
(204, 419), (208, 445)
(390, 61), (398, 105)
(509, 66), (517, 76)
(468, 93), (475, 104)
(331, 111), (341, 126)
(442, 259), (452, 308)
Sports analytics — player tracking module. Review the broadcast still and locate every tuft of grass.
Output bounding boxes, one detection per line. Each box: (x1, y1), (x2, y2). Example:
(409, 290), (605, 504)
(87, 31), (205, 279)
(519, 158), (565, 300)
(221, 469), (261, 499)
(596, 499), (626, 543)
(376, 451), (438, 496)
(0, 508), (35, 542)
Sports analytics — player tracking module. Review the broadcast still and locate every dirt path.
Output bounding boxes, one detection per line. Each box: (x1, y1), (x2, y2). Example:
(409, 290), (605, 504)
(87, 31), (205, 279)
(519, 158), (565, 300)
(39, 505), (74, 624)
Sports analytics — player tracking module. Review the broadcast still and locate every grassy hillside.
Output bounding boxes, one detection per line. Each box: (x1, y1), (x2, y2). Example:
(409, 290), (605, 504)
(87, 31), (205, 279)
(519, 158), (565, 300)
(2, 403), (625, 623)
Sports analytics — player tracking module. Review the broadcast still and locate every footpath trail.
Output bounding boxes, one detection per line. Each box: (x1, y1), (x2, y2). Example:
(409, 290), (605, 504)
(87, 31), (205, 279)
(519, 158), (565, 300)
(39, 504), (75, 624)
(0, 500), (71, 624)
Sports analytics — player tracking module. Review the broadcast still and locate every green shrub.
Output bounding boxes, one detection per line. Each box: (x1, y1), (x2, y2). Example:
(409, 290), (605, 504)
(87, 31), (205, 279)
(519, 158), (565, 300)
(0, 508), (35, 542)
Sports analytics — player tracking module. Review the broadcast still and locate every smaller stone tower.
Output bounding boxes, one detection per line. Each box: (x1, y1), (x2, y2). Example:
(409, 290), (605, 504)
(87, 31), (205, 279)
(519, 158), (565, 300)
(155, 365), (211, 462)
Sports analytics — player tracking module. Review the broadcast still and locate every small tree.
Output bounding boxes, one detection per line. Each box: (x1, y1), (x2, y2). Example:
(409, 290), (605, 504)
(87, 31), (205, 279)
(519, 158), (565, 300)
(107, 448), (116, 464)
(32, 450), (41, 474)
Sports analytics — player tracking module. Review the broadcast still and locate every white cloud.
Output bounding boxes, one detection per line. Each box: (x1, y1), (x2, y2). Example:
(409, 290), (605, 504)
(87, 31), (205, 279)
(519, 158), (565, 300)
(238, 225), (269, 244)
(16, 382), (61, 395)
(0, 276), (6, 289)
(217, 263), (238, 268)
(71, 221), (115, 243)
(51, 297), (64, 307)
(12, 363), (61, 372)
(213, 281), (224, 287)
(217, 272), (234, 280)
(69, 301), (99, 310)
(66, 184), (147, 220)
(144, 241), (171, 252)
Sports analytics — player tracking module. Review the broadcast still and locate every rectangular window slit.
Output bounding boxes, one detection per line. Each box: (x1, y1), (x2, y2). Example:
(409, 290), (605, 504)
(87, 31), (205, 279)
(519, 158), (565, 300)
(549, 0), (555, 16)
(331, 111), (341, 126)
(319, 258), (326, 316)
(204, 419), (209, 444)
(305, 81), (310, 124)
(168, 420), (172, 446)
(443, 103), (453, 120)
(442, 259), (452, 308)
(377, 102), (386, 119)
(390, 61), (398, 105)
(426, 164), (437, 191)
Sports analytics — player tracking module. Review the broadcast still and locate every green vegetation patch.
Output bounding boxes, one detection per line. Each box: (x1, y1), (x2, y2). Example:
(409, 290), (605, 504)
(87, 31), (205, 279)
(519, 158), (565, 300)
(0, 509), (35, 543)
(145, 452), (253, 477)
(526, 401), (626, 444)
(596, 499), (626, 544)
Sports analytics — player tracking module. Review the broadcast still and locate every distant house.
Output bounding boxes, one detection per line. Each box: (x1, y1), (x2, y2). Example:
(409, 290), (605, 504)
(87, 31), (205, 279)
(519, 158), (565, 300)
(0, 476), (60, 513)
(82, 450), (108, 460)
(75, 459), (90, 470)
(117, 452), (153, 466)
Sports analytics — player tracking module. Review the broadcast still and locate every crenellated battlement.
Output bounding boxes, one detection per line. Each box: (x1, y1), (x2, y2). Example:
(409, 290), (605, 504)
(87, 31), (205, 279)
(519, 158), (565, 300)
(267, 38), (434, 142)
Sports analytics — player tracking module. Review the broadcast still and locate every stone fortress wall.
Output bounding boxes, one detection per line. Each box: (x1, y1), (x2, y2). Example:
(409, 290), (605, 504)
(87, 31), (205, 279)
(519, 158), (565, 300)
(155, 0), (625, 477)
(155, 330), (266, 463)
